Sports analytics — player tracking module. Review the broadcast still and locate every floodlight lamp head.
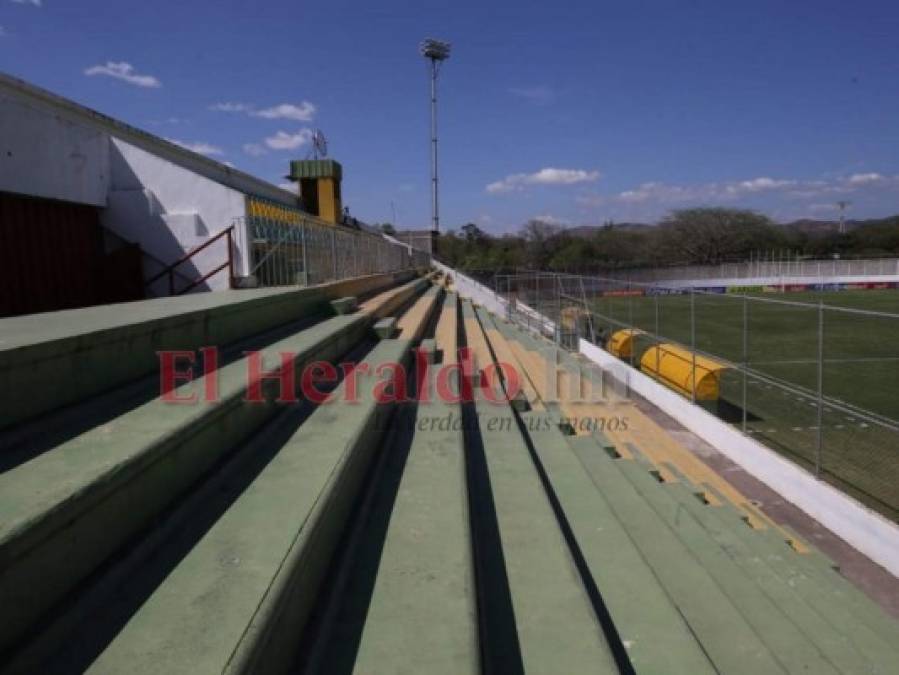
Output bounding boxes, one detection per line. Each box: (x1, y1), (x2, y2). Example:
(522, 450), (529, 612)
(420, 38), (451, 61)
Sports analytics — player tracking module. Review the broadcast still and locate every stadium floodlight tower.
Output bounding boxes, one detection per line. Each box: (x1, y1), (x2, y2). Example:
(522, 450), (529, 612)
(420, 37), (451, 234)
(837, 200), (852, 234)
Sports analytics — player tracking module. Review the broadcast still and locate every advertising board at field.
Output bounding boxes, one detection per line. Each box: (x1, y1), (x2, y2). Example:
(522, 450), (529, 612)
(645, 287), (688, 296)
(600, 278), (898, 298)
(602, 289), (645, 297)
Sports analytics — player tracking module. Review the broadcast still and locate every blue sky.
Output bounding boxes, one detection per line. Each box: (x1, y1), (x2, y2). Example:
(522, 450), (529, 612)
(2, 0), (899, 232)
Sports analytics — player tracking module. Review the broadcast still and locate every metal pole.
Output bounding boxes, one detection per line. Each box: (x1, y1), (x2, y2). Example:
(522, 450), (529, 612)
(226, 227), (234, 289)
(690, 287), (696, 403)
(300, 221), (308, 285)
(537, 273), (542, 335)
(628, 284), (634, 367)
(429, 58), (440, 232)
(816, 301), (824, 477)
(654, 292), (660, 383)
(557, 274), (563, 346)
(742, 294), (748, 432)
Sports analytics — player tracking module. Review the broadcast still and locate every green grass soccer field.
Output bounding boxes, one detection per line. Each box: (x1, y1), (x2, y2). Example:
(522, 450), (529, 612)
(590, 289), (899, 520)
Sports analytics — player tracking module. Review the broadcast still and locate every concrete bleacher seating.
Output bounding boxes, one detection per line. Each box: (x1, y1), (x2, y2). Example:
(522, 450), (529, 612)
(1, 272), (897, 673)
(0, 270), (414, 430)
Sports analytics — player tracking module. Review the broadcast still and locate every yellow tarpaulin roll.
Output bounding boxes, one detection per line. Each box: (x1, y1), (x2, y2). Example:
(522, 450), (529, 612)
(640, 343), (728, 401)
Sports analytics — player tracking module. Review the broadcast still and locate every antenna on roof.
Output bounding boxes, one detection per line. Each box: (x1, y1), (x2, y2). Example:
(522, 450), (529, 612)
(308, 129), (328, 160)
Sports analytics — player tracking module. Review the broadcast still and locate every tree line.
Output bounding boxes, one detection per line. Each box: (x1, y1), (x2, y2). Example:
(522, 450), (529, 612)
(421, 208), (899, 273)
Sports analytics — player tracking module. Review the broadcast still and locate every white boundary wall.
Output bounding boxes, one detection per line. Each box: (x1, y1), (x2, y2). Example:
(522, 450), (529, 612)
(433, 260), (506, 315)
(440, 262), (899, 577)
(659, 274), (899, 290)
(612, 258), (899, 285)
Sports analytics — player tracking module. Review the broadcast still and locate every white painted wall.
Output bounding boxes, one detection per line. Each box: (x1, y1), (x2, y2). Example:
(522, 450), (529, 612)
(103, 138), (249, 291)
(0, 73), (303, 293)
(0, 82), (109, 206)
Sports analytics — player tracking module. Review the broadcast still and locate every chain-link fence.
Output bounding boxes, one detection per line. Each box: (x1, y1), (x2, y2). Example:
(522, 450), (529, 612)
(234, 214), (430, 288)
(495, 271), (899, 522)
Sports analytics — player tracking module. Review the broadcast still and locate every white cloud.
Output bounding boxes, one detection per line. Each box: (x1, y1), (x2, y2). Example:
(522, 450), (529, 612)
(0, 25), (6, 36)
(242, 143), (267, 157)
(615, 177), (799, 204)
(209, 102), (253, 113)
(84, 61), (161, 88)
(847, 172), (884, 186)
(571, 172), (899, 216)
(264, 129), (313, 151)
(727, 177), (796, 194)
(508, 86), (554, 104)
(11, 0), (42, 6)
(210, 101), (317, 122)
(487, 167), (600, 194)
(533, 213), (568, 226)
(165, 138), (224, 156)
(278, 182), (296, 192)
(252, 102), (316, 121)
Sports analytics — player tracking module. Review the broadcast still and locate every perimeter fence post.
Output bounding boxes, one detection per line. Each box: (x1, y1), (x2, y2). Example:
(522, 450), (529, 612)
(331, 228), (337, 280)
(654, 291), (660, 383)
(557, 274), (563, 346)
(742, 294), (748, 433)
(628, 284), (635, 368)
(301, 220), (308, 285)
(690, 287), (697, 404)
(816, 300), (825, 477)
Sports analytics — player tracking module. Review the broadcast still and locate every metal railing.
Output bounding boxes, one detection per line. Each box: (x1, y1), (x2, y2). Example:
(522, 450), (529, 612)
(146, 225), (235, 295)
(494, 271), (899, 522)
(235, 214), (430, 288)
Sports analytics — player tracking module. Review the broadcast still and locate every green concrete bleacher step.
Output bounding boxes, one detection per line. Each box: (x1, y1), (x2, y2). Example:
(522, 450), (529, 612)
(617, 444), (860, 673)
(418, 337), (438, 362)
(374, 317), (398, 339)
(461, 301), (620, 674)
(0, 270), (414, 429)
(622, 446), (886, 673)
(477, 308), (716, 672)
(698, 487), (899, 658)
(344, 293), (477, 674)
(78, 338), (415, 675)
(610, 450), (845, 674)
(660, 476), (896, 673)
(518, 410), (716, 674)
(492, 315), (611, 402)
(0, 313), (367, 654)
(567, 435), (785, 674)
(330, 296), (358, 315)
(0, 275), (429, 654)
